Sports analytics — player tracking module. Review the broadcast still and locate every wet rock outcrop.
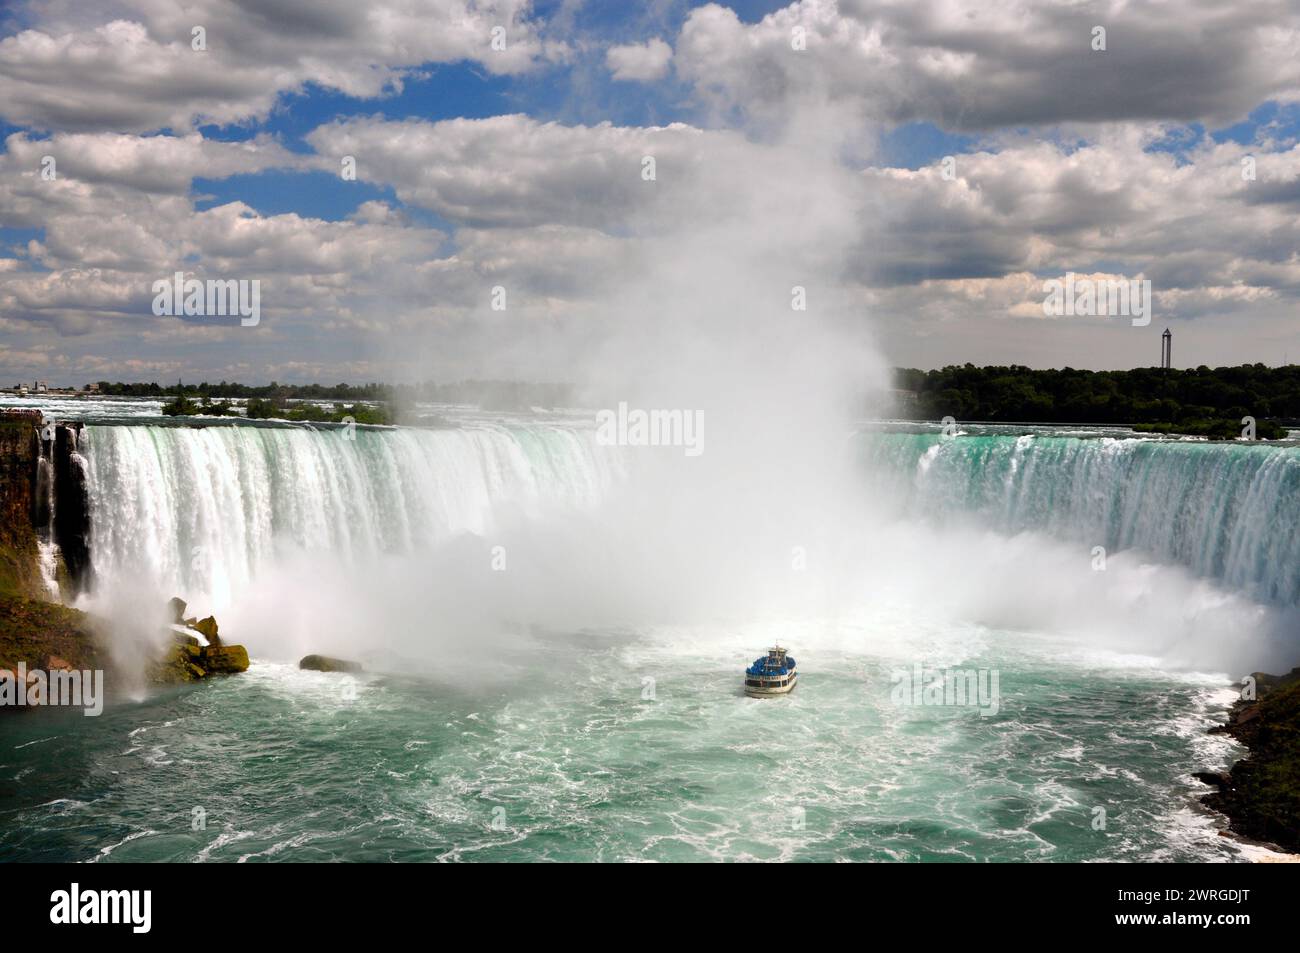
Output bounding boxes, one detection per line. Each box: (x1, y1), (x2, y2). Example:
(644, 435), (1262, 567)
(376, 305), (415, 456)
(0, 411), (41, 597)
(191, 615), (222, 647)
(0, 596), (108, 681)
(0, 412), (89, 598)
(1199, 668), (1300, 853)
(51, 422), (90, 591)
(299, 654), (363, 673)
(147, 600), (250, 683)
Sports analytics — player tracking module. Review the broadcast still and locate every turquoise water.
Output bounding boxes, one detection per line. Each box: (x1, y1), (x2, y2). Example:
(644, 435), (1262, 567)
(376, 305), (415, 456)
(859, 430), (1300, 605)
(0, 624), (1251, 862)
(2, 421), (1296, 862)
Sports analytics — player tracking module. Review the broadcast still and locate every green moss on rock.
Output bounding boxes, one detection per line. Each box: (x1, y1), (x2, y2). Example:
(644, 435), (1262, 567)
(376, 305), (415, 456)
(1202, 668), (1300, 853)
(0, 595), (106, 671)
(146, 644), (206, 683)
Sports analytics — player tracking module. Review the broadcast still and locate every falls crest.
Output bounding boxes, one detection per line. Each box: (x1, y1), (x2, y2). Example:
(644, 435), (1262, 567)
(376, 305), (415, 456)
(78, 424), (1300, 614)
(861, 433), (1300, 605)
(80, 423), (622, 610)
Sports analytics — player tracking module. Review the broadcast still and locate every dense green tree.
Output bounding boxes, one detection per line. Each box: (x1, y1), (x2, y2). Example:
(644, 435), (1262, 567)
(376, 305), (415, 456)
(895, 364), (1300, 433)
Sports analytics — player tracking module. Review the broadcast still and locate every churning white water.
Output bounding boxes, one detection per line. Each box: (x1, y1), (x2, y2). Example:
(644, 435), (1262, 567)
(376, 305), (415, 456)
(79, 422), (624, 614)
(860, 430), (1300, 606)
(7, 418), (1296, 863)
(74, 420), (1300, 677)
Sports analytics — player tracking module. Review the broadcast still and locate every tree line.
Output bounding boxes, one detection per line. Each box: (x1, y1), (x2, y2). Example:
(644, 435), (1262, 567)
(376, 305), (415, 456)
(92, 379), (572, 409)
(893, 364), (1300, 427)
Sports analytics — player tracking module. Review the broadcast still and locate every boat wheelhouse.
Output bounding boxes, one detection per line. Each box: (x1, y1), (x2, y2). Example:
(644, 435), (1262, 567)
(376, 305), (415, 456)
(744, 645), (797, 697)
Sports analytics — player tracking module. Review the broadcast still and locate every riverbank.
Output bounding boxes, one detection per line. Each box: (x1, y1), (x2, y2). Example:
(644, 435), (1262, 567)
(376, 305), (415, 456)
(0, 595), (109, 674)
(0, 412), (42, 598)
(1199, 669), (1300, 853)
(0, 413), (103, 681)
(1132, 419), (1289, 440)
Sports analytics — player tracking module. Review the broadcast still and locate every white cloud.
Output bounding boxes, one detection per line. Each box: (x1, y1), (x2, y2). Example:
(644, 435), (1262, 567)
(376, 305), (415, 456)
(305, 114), (716, 229)
(675, 0), (1300, 132)
(0, 1), (552, 132)
(2, 130), (301, 199)
(605, 37), (672, 81)
(3, 1), (1300, 380)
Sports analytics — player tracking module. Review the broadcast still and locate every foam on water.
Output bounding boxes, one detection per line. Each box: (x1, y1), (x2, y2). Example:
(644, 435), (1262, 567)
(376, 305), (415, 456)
(0, 611), (1270, 862)
(2, 420), (1296, 861)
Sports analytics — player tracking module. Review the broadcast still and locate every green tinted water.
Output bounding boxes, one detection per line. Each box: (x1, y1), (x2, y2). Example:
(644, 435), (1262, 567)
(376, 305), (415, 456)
(0, 623), (1251, 862)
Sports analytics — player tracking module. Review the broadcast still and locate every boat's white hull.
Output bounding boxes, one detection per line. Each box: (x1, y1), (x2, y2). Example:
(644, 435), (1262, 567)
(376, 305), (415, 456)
(744, 672), (797, 698)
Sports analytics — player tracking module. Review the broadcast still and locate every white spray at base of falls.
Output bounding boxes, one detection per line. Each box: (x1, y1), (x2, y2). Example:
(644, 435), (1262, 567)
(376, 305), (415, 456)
(78, 422), (624, 616)
(860, 432), (1300, 606)
(71, 421), (1300, 678)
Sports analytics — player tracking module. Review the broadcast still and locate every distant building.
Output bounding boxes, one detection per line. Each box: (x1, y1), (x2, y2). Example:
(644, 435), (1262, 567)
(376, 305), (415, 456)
(1160, 328), (1172, 369)
(33, 380), (48, 393)
(83, 382), (100, 393)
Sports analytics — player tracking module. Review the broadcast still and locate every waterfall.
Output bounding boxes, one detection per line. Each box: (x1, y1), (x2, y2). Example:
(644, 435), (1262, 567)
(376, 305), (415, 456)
(34, 422), (60, 599)
(74, 422), (1300, 616)
(860, 432), (1300, 605)
(79, 422), (624, 610)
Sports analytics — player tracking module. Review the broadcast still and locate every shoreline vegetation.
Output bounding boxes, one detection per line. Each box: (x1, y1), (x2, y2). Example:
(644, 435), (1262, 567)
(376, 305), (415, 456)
(91, 378), (574, 415)
(1131, 419), (1288, 440)
(893, 363), (1298, 439)
(160, 394), (393, 425)
(13, 365), (1294, 439)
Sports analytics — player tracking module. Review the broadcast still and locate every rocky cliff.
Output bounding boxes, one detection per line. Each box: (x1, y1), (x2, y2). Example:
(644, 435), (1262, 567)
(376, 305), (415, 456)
(0, 413), (250, 694)
(1199, 669), (1300, 853)
(0, 411), (41, 598)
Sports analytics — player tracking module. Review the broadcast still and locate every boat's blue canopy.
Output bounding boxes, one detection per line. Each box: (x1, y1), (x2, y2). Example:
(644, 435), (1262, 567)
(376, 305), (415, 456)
(746, 655), (796, 677)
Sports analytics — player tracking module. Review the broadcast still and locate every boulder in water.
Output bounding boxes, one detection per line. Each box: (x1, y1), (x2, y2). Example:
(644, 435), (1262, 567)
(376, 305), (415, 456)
(191, 615), (222, 647)
(168, 597), (187, 624)
(147, 610), (249, 683)
(170, 626), (201, 648)
(147, 644), (206, 683)
(299, 654), (363, 674)
(201, 644), (249, 674)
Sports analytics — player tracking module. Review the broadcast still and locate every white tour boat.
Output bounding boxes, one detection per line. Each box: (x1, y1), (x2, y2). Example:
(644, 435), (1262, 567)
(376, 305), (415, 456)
(744, 645), (797, 697)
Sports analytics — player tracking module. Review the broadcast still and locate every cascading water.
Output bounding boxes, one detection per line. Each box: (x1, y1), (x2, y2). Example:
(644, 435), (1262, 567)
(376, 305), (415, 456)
(78, 421), (625, 611)
(8, 417), (1298, 861)
(33, 422), (60, 599)
(860, 432), (1300, 606)
(77, 422), (1300, 613)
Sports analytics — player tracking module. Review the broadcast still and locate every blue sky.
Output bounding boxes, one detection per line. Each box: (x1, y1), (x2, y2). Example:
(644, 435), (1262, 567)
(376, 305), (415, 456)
(1, 0), (1298, 383)
(172, 34), (1300, 224)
